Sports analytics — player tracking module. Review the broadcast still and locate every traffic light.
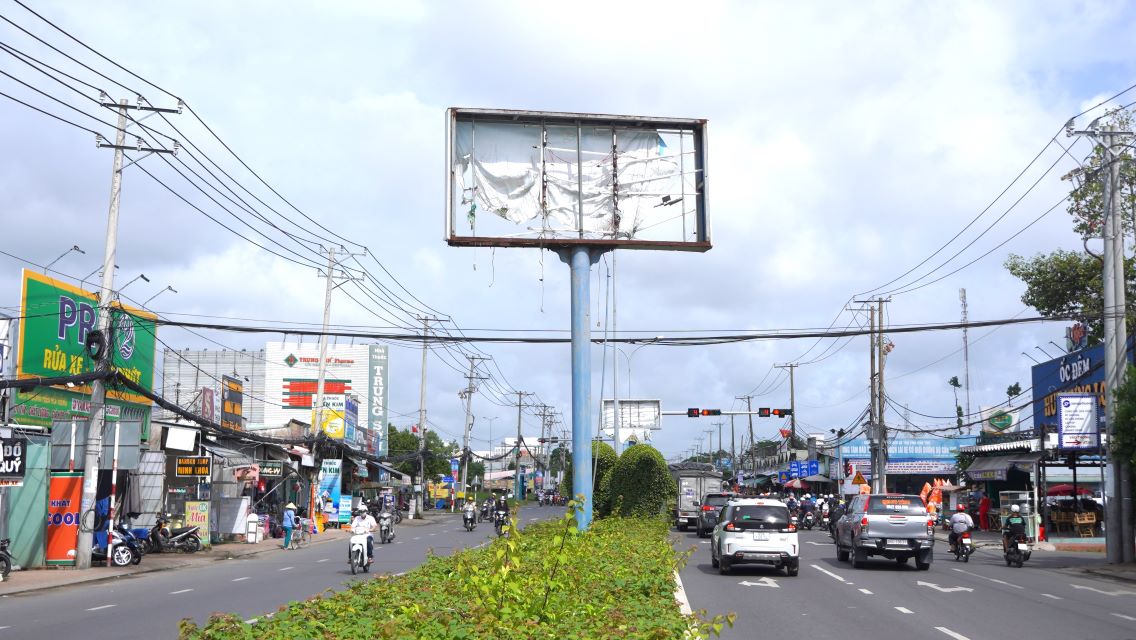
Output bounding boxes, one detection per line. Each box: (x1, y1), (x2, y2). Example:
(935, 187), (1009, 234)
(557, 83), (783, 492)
(771, 408), (793, 418)
(701, 409), (721, 416)
(687, 408), (721, 417)
(758, 407), (771, 417)
(687, 408), (700, 417)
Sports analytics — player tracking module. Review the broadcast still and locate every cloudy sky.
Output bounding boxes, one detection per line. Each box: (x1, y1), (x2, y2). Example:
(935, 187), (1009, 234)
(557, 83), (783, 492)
(2, 1), (1134, 461)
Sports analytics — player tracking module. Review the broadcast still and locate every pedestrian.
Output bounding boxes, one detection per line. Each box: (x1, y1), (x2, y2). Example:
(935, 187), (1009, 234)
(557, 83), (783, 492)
(282, 502), (297, 549)
(979, 494), (991, 531)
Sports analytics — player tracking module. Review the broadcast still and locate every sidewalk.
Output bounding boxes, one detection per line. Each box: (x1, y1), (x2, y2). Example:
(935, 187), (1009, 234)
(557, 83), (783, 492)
(0, 528), (348, 598)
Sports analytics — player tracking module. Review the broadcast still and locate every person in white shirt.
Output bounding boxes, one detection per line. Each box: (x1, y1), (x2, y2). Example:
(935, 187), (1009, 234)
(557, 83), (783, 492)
(948, 503), (975, 552)
(350, 508), (378, 562)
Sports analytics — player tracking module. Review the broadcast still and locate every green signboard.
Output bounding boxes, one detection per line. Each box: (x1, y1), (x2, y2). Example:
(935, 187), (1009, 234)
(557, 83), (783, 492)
(9, 386), (151, 435)
(15, 270), (156, 434)
(988, 411), (1013, 432)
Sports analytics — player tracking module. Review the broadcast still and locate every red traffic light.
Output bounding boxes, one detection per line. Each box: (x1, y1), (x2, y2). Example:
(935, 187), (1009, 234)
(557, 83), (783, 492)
(771, 408), (793, 418)
(701, 409), (721, 416)
(687, 408), (700, 417)
(758, 408), (771, 417)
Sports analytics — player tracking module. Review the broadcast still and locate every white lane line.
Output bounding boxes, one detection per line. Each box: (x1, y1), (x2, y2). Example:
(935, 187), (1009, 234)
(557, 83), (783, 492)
(895, 606), (913, 614)
(805, 541), (828, 546)
(232, 576), (250, 582)
(0, 626), (9, 630)
(169, 588), (193, 595)
(413, 536), (421, 540)
(86, 604), (116, 611)
(859, 588), (873, 595)
(1041, 593), (1062, 600)
(935, 627), (971, 640)
(317, 558), (329, 563)
(280, 566), (294, 571)
(810, 564), (846, 583)
(1113, 613), (1136, 622)
(951, 568), (1023, 589)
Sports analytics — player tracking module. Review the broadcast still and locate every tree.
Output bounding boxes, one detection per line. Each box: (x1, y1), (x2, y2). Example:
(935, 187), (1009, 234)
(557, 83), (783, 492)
(606, 445), (677, 518)
(1113, 365), (1136, 465)
(948, 376), (963, 429)
(385, 424), (460, 480)
(1006, 382), (1022, 406)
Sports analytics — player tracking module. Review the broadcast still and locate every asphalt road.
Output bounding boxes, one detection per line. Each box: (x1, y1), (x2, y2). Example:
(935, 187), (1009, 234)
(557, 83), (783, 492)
(679, 527), (1136, 640)
(0, 507), (554, 638)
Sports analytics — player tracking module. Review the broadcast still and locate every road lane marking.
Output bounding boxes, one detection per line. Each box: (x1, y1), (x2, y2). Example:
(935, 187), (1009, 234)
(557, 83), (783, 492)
(895, 607), (913, 614)
(232, 576), (250, 582)
(805, 541), (828, 546)
(280, 566), (293, 571)
(859, 588), (873, 595)
(935, 627), (971, 640)
(1072, 584), (1136, 596)
(810, 564), (846, 582)
(674, 571), (693, 616)
(1113, 613), (1136, 622)
(86, 605), (116, 611)
(916, 581), (973, 593)
(317, 558), (329, 563)
(413, 537), (421, 540)
(738, 578), (779, 588)
(169, 588), (193, 595)
(1041, 593), (1062, 600)
(951, 568), (1023, 589)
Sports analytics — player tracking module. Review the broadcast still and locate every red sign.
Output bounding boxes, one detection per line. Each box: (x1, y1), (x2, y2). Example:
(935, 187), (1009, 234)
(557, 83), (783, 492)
(46, 472), (83, 565)
(779, 428), (791, 438)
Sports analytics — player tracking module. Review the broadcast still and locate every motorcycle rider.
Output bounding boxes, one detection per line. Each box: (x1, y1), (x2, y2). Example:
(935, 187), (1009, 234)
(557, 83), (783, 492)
(350, 507), (377, 563)
(1001, 504), (1028, 552)
(462, 498), (478, 527)
(948, 503), (975, 553)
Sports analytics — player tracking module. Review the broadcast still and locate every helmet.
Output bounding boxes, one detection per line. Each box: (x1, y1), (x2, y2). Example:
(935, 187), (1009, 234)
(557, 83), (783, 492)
(957, 504), (966, 511)
(1011, 504), (1021, 513)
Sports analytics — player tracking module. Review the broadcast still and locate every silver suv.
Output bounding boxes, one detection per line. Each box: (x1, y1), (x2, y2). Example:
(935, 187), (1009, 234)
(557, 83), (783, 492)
(711, 498), (799, 576)
(834, 494), (933, 570)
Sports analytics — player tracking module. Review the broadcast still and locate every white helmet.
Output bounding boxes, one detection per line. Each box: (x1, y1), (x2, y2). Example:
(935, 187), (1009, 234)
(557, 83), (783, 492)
(1010, 504), (1021, 513)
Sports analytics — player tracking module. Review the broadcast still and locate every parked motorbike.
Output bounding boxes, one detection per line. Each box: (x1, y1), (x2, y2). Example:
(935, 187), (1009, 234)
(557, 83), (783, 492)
(494, 509), (509, 537)
(0, 538), (12, 578)
(950, 530), (974, 562)
(1004, 534), (1031, 568)
(378, 511), (394, 544)
(348, 524), (372, 575)
(92, 528), (139, 567)
(150, 514), (202, 553)
(801, 511), (816, 531)
(462, 504), (478, 531)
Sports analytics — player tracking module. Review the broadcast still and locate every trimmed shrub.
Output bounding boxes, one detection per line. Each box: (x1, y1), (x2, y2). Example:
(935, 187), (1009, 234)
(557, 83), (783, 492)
(607, 445), (677, 518)
(562, 440), (618, 514)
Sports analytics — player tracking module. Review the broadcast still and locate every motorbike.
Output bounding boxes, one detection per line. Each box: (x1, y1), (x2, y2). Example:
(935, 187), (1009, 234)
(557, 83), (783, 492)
(0, 538), (12, 579)
(480, 500), (492, 523)
(462, 505), (477, 531)
(800, 511), (816, 531)
(92, 527), (140, 567)
(348, 524), (372, 575)
(950, 530), (974, 562)
(377, 511), (394, 544)
(1004, 534), (1031, 568)
(494, 509), (509, 537)
(150, 514), (202, 553)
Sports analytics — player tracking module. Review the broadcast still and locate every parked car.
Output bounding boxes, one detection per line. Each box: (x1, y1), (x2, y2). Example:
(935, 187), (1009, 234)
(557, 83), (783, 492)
(696, 492), (738, 538)
(834, 493), (933, 570)
(711, 498), (799, 576)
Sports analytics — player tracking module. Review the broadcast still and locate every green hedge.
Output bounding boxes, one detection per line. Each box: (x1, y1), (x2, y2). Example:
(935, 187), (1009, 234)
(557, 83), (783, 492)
(563, 441), (619, 516)
(607, 445), (677, 518)
(178, 509), (731, 639)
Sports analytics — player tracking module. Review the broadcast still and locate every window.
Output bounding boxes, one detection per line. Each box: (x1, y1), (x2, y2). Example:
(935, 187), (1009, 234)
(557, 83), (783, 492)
(729, 505), (790, 530)
(705, 494), (733, 508)
(867, 496), (926, 515)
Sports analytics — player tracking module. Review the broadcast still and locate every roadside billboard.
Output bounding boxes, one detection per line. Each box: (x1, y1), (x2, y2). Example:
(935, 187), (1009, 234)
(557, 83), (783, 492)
(13, 270), (156, 434)
(369, 344), (389, 455)
(842, 435), (975, 477)
(46, 471), (83, 565)
(221, 375), (244, 431)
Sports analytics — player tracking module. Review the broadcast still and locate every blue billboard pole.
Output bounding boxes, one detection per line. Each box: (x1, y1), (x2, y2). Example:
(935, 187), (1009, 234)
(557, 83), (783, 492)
(564, 246), (602, 530)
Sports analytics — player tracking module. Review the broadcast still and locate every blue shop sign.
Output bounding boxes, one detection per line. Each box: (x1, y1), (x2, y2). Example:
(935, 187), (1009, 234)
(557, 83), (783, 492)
(1031, 338), (1135, 435)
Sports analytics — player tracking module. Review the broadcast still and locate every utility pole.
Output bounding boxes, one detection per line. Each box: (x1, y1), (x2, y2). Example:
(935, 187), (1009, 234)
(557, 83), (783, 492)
(737, 394), (755, 475)
(459, 355), (489, 504)
(730, 415), (736, 474)
(77, 97), (178, 570)
(512, 391), (534, 500)
(960, 288), (972, 431)
(310, 247), (362, 434)
(414, 315), (443, 519)
(775, 363), (798, 445)
(877, 298), (889, 494)
(712, 421), (724, 470)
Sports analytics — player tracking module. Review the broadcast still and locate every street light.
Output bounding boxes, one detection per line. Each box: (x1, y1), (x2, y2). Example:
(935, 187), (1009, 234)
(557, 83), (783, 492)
(79, 264), (117, 290)
(43, 245), (85, 274)
(118, 273), (149, 294)
(143, 285), (178, 308)
(612, 335), (664, 398)
(481, 416), (499, 472)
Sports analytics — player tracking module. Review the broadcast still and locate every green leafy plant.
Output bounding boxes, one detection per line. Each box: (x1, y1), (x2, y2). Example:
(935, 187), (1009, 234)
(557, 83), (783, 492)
(607, 445), (677, 518)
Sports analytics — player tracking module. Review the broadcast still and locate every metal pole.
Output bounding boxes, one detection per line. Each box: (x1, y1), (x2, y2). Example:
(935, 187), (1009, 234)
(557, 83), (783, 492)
(312, 247), (337, 440)
(730, 415), (736, 474)
(514, 391), (524, 500)
(76, 99), (127, 570)
(612, 252), (621, 455)
(567, 246), (595, 529)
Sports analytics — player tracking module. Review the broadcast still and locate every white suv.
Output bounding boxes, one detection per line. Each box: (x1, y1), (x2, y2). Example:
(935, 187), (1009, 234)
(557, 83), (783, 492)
(711, 498), (799, 576)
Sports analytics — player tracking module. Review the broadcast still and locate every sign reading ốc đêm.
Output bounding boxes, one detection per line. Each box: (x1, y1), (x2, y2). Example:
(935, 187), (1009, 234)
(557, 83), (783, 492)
(14, 270), (157, 431)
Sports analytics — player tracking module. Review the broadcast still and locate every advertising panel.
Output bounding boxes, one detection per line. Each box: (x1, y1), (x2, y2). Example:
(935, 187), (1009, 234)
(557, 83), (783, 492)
(264, 341), (369, 430)
(318, 459), (343, 524)
(313, 395), (346, 439)
(175, 456), (211, 477)
(369, 344), (389, 455)
(200, 386), (216, 424)
(185, 501), (211, 548)
(46, 471), (83, 565)
(344, 394), (359, 446)
(1031, 338), (1134, 436)
(1058, 393), (1099, 450)
(221, 375), (244, 431)
(842, 435), (975, 476)
(14, 271), (156, 432)
(0, 436), (26, 486)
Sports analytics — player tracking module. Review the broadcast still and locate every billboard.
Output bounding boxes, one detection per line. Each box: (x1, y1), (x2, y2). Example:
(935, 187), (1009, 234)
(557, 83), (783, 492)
(1031, 338), (1135, 436)
(842, 435), (975, 476)
(14, 270), (156, 433)
(221, 375), (244, 431)
(368, 344), (389, 455)
(313, 394), (347, 439)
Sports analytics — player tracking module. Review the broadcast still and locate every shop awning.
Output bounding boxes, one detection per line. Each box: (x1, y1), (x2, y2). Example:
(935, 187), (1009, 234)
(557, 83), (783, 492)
(964, 452), (1045, 482)
(367, 459), (408, 482)
(200, 442), (256, 469)
(350, 457), (370, 478)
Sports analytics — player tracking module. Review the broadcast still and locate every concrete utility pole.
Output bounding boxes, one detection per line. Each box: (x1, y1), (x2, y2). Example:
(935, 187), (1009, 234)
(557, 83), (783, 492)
(77, 97), (178, 570)
(311, 246), (364, 436)
(877, 298), (889, 494)
(776, 363), (798, 444)
(460, 355), (489, 503)
(512, 391), (534, 499)
(714, 421), (724, 470)
(737, 395), (755, 474)
(960, 288), (972, 430)
(413, 315), (442, 519)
